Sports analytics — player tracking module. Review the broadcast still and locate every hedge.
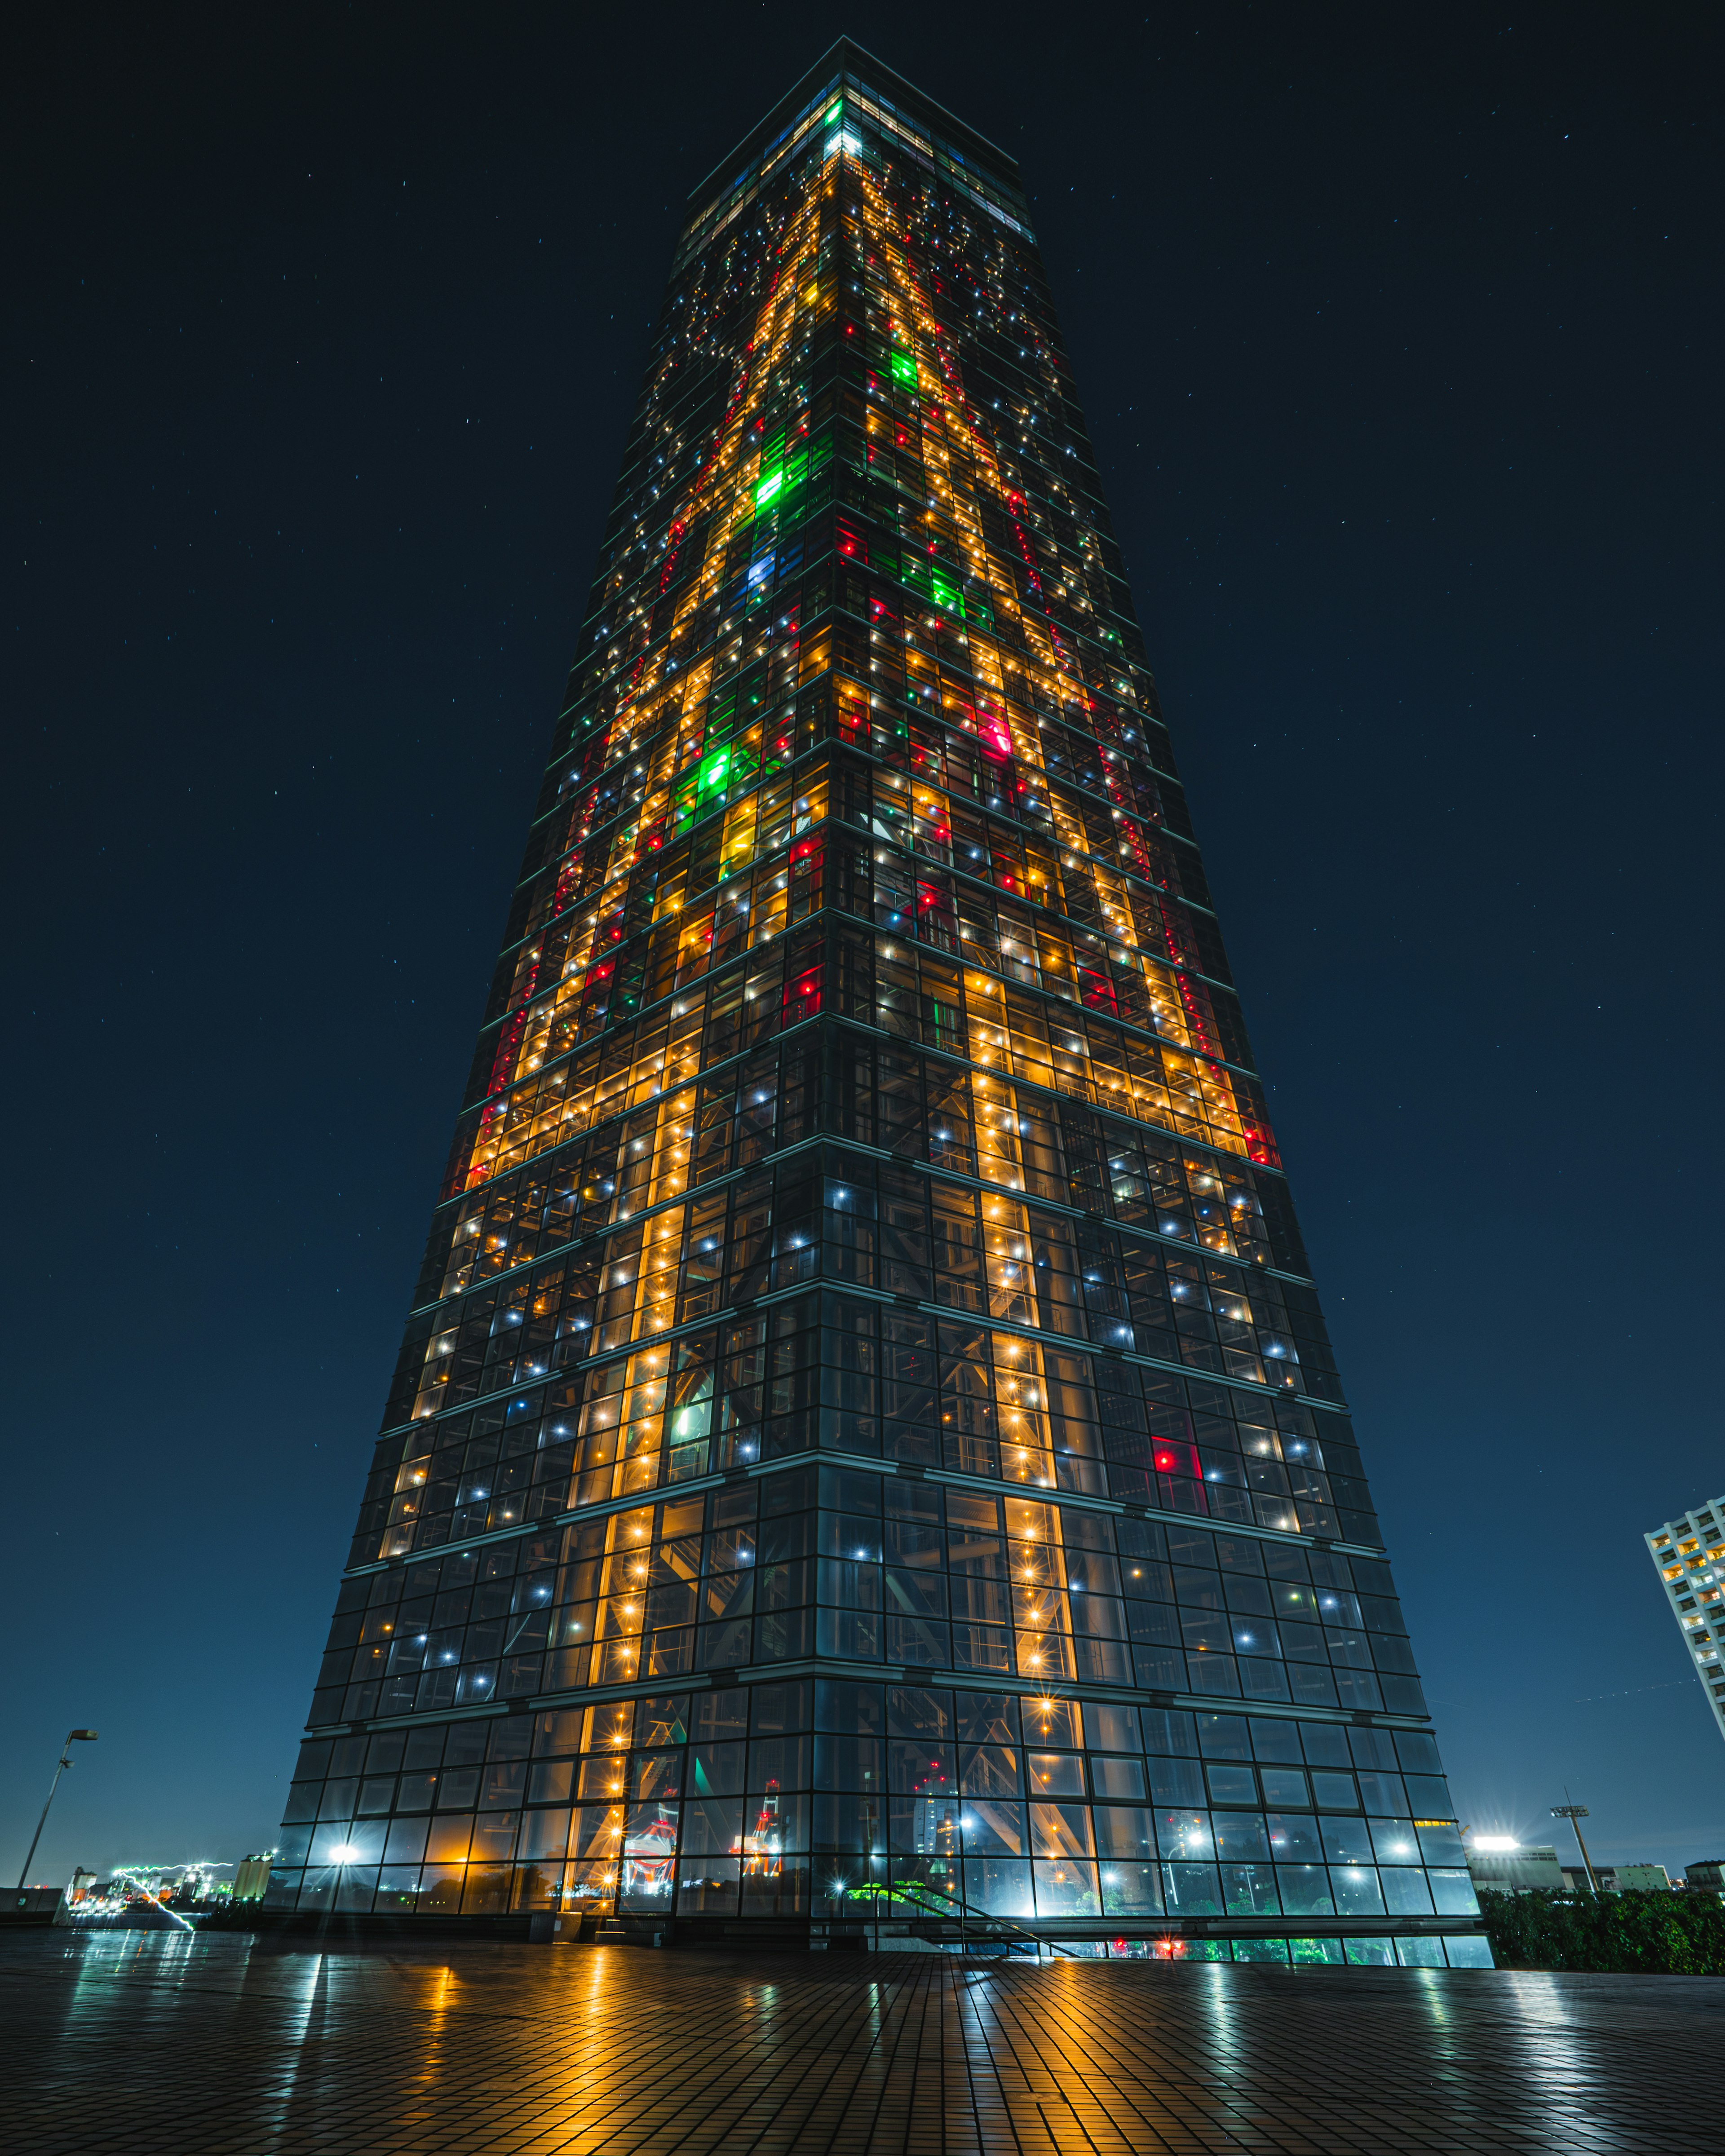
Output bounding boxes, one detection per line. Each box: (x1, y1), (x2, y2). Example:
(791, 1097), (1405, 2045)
(1479, 1887), (1725, 1974)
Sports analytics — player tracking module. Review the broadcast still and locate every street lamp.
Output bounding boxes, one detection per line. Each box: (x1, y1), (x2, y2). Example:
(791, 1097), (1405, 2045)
(1551, 1803), (1599, 1894)
(17, 1730), (98, 1890)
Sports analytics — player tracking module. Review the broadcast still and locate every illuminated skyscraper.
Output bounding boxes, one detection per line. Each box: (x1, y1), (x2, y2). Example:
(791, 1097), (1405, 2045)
(269, 44), (1488, 1965)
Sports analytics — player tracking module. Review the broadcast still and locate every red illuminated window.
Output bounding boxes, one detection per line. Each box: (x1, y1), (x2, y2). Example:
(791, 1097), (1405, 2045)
(783, 962), (824, 1025)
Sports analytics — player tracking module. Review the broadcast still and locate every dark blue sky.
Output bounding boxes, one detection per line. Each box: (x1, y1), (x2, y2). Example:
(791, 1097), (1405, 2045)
(7, 0), (1720, 1884)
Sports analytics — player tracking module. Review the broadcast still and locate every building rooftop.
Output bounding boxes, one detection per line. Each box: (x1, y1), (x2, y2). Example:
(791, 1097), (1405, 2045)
(684, 37), (1023, 222)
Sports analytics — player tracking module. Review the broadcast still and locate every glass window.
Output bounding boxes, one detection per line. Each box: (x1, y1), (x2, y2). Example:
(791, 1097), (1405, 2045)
(1204, 1763), (1257, 1807)
(1033, 1858), (1099, 1915)
(1029, 1802), (1093, 1859)
(1266, 1813), (1322, 1862)
(1092, 1757), (1146, 1802)
(1329, 1865), (1385, 1916)
(960, 1799), (1026, 1857)
(1212, 1812), (1271, 1862)
(1100, 1860), (1162, 1914)
(1026, 1752), (1084, 1798)
(962, 1856), (1032, 1918)
(1276, 1865), (1333, 1916)
(1161, 1862), (1222, 1914)
(1380, 1867), (1434, 1914)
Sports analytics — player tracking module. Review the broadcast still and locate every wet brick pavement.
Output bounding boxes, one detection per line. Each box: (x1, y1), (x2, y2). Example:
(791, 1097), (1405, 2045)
(4, 1930), (1719, 2153)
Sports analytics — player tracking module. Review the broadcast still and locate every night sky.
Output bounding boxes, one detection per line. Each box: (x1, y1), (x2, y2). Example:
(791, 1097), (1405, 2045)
(8, 1), (1721, 1886)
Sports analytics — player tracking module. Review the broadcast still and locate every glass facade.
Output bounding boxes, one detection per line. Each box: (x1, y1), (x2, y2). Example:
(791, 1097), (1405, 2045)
(270, 42), (1485, 1962)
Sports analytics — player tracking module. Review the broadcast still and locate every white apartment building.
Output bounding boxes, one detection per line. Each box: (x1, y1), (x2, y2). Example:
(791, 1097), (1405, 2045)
(1646, 1494), (1725, 1736)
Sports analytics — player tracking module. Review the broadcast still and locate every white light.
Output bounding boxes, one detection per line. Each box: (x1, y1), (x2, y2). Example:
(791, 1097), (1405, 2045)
(1470, 1836), (1520, 1852)
(329, 1844), (362, 1865)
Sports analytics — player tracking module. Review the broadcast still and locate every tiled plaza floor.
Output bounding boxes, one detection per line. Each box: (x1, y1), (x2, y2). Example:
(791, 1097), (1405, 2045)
(3, 1931), (1718, 2153)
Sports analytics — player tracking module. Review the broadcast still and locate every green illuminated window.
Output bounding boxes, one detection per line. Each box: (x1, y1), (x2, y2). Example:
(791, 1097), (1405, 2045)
(891, 349), (917, 389)
(755, 469), (783, 509)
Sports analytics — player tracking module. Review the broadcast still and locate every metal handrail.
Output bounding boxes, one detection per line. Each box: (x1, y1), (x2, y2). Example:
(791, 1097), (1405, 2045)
(840, 1879), (1081, 1958)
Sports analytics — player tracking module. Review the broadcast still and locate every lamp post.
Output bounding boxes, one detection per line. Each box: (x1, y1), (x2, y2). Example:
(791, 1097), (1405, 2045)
(1552, 1803), (1599, 1894)
(17, 1731), (98, 1890)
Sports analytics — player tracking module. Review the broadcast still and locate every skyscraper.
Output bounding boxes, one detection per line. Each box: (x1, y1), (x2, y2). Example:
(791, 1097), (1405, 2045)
(1646, 1497), (1725, 1738)
(267, 44), (1488, 1966)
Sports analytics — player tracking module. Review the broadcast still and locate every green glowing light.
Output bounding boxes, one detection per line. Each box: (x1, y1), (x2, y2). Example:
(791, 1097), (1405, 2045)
(825, 102), (842, 123)
(931, 574), (964, 617)
(890, 349), (917, 388)
(698, 747), (731, 793)
(755, 468), (783, 508)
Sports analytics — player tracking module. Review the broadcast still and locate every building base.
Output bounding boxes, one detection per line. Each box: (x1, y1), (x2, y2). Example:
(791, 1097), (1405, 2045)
(163, 1907), (1489, 1965)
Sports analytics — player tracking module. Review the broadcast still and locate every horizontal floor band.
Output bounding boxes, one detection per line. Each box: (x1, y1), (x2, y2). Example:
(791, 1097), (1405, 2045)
(306, 1652), (1433, 1738)
(345, 1443), (1391, 1583)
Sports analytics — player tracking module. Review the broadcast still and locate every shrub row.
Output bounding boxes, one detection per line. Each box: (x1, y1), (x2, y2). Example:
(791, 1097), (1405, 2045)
(1480, 1888), (1725, 1974)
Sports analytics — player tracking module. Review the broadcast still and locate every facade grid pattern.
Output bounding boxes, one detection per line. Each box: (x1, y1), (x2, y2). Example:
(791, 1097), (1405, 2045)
(1646, 1493), (1725, 1740)
(270, 41), (1483, 1961)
